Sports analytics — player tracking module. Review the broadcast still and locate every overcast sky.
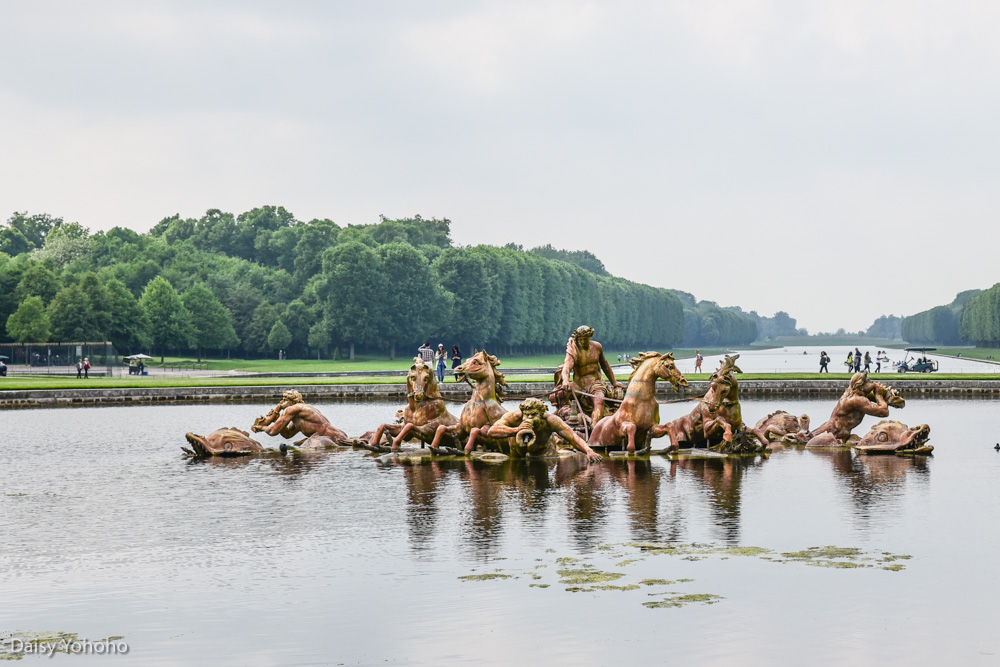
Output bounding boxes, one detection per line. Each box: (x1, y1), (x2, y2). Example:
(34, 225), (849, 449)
(2, 1), (997, 333)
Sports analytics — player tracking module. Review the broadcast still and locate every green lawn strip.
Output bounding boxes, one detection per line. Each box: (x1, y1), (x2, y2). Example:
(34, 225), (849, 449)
(2, 372), (998, 392)
(134, 348), (734, 373)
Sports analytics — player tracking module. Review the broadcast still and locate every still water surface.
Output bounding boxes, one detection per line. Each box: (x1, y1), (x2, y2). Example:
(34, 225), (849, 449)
(1, 398), (999, 665)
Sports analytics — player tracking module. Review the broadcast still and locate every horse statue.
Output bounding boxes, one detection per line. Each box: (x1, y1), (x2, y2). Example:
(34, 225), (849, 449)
(666, 354), (769, 454)
(587, 351), (689, 455)
(366, 358), (458, 453)
(426, 349), (509, 456)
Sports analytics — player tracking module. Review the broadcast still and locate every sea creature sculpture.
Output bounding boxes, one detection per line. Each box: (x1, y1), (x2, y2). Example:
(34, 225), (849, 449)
(806, 373), (904, 447)
(183, 427), (267, 457)
(755, 411), (811, 444)
(552, 325), (623, 429)
(587, 351), (688, 455)
(855, 420), (932, 455)
(252, 390), (351, 443)
(427, 350), (508, 456)
(665, 354), (769, 454)
(480, 397), (603, 462)
(367, 358), (458, 452)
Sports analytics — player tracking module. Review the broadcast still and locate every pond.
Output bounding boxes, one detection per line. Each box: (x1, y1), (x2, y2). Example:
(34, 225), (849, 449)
(1, 397), (998, 664)
(687, 345), (1000, 375)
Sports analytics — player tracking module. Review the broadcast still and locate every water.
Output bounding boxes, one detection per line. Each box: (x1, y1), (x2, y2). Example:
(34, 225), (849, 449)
(688, 345), (1000, 375)
(2, 398), (999, 665)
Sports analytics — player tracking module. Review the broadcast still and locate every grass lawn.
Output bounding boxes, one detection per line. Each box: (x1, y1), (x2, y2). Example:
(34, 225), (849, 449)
(145, 348), (733, 373)
(3, 371), (997, 392)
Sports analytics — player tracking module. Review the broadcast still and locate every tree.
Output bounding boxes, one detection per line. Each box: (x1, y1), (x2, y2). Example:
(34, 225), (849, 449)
(78, 273), (111, 339)
(267, 320), (292, 354)
(433, 248), (498, 352)
(321, 242), (384, 360)
(0, 227), (32, 256)
(5, 211), (63, 249)
(104, 278), (150, 353)
(14, 262), (61, 305)
(140, 276), (193, 361)
(308, 320), (331, 359)
(33, 222), (93, 266)
(182, 283), (239, 361)
(377, 242), (445, 359)
(6, 296), (50, 342)
(243, 302), (281, 355)
(47, 284), (95, 341)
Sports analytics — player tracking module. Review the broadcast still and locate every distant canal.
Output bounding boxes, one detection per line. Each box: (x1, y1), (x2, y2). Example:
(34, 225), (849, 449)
(1, 398), (997, 664)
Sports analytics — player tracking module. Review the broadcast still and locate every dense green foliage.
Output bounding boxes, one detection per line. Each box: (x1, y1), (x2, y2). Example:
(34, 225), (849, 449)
(0, 208), (768, 358)
(959, 285), (1000, 346)
(671, 291), (759, 346)
(903, 290), (980, 345)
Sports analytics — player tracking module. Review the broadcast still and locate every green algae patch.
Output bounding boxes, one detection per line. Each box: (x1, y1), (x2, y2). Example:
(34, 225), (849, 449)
(459, 573), (512, 582)
(529, 583), (550, 588)
(557, 568), (625, 585)
(555, 557), (581, 565)
(881, 564), (905, 572)
(643, 594), (723, 609)
(616, 559), (642, 567)
(566, 584), (640, 593)
(782, 546), (862, 560)
(639, 579), (677, 586)
(626, 542), (772, 559)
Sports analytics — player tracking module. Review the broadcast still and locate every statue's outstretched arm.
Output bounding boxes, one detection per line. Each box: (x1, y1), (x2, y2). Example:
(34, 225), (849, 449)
(549, 415), (602, 462)
(484, 411), (522, 438)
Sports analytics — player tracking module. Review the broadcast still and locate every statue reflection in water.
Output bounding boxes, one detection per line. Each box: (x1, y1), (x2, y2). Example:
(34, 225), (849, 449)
(808, 448), (930, 521)
(396, 452), (776, 553)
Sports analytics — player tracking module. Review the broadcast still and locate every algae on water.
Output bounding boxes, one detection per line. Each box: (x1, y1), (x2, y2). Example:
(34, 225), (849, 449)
(459, 573), (512, 582)
(557, 568), (625, 585)
(643, 593), (723, 609)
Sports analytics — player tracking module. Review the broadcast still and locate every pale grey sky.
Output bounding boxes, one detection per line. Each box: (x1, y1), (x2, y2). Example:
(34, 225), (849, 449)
(2, 1), (997, 333)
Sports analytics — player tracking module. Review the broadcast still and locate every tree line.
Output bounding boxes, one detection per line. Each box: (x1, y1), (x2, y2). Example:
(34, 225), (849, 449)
(1, 208), (767, 360)
(902, 289), (984, 346)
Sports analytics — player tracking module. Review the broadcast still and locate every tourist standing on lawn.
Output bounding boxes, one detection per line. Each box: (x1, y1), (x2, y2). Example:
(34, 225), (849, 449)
(417, 342), (434, 365)
(451, 345), (462, 373)
(76, 359), (83, 379)
(435, 344), (447, 383)
(83, 357), (90, 379)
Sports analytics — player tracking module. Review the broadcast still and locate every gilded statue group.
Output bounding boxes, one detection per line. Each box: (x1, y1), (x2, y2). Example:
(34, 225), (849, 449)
(183, 325), (933, 460)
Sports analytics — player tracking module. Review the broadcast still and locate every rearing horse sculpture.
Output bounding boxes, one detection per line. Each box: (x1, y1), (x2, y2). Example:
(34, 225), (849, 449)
(426, 350), (509, 456)
(666, 354), (769, 453)
(587, 351), (689, 455)
(367, 358), (458, 452)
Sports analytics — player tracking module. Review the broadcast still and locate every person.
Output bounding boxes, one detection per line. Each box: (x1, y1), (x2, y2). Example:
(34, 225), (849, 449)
(819, 351), (830, 373)
(417, 341), (434, 365)
(846, 351), (853, 371)
(451, 345), (462, 374)
(435, 343), (447, 384)
(875, 352), (882, 373)
(559, 325), (623, 426)
(83, 357), (90, 379)
(863, 351), (872, 373)
(854, 347), (862, 373)
(617, 353), (621, 363)
(76, 359), (83, 379)
(694, 350), (703, 373)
